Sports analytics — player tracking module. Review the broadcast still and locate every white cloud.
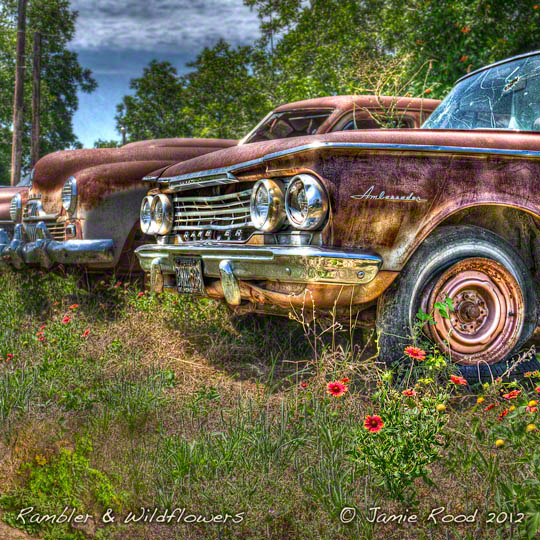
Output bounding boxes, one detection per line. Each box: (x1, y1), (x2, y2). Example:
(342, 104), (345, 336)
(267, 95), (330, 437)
(69, 0), (261, 53)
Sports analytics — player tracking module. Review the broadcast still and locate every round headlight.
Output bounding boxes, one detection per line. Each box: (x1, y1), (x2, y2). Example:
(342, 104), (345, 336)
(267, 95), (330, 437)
(285, 174), (328, 230)
(151, 194), (173, 235)
(140, 195), (154, 234)
(9, 193), (22, 222)
(250, 179), (286, 232)
(61, 176), (77, 215)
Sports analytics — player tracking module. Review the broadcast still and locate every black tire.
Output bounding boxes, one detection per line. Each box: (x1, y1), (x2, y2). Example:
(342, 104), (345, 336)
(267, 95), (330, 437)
(376, 225), (538, 383)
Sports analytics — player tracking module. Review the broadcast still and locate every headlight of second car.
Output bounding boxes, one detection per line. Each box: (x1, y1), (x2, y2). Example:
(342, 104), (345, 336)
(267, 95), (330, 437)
(250, 179), (286, 232)
(151, 194), (173, 235)
(61, 176), (77, 215)
(285, 174), (328, 230)
(9, 193), (22, 222)
(140, 196), (154, 234)
(140, 194), (173, 235)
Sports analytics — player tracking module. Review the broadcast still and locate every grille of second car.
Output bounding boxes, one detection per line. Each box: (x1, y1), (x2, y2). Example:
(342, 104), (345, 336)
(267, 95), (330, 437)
(172, 188), (254, 242)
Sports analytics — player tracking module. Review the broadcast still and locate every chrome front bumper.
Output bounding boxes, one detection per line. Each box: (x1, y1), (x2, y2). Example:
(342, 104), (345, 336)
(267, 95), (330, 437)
(0, 224), (114, 270)
(135, 242), (383, 305)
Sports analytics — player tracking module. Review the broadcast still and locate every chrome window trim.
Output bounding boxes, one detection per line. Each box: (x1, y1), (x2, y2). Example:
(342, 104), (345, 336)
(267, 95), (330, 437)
(149, 141), (540, 190)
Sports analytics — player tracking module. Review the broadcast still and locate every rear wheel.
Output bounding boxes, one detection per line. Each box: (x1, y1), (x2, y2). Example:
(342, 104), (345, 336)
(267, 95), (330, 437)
(376, 226), (538, 383)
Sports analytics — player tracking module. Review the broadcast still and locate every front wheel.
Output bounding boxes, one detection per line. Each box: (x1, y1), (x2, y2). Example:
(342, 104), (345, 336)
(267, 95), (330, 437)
(376, 226), (538, 383)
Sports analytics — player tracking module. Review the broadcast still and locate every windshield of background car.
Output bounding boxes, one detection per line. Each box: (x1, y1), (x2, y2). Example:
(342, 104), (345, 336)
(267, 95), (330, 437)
(423, 53), (540, 131)
(242, 109), (333, 143)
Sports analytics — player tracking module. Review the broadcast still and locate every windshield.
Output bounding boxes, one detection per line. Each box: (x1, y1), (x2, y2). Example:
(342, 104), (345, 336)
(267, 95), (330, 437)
(424, 53), (540, 131)
(242, 109), (333, 144)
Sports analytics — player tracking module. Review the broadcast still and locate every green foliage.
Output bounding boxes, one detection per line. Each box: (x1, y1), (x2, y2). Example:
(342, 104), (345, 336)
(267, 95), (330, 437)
(349, 383), (448, 504)
(0, 437), (125, 538)
(0, 0), (96, 185)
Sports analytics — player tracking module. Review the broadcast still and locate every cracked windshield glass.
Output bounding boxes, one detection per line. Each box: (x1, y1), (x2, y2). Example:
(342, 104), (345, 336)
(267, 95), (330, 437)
(424, 53), (540, 131)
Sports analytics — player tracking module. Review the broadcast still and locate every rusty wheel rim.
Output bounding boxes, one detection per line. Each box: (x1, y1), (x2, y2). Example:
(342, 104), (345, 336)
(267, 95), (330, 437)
(422, 257), (524, 366)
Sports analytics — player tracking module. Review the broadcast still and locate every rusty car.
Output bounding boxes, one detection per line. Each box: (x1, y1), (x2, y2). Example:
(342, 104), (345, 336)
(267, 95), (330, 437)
(0, 138), (237, 273)
(136, 53), (540, 382)
(0, 172), (31, 240)
(0, 94), (437, 274)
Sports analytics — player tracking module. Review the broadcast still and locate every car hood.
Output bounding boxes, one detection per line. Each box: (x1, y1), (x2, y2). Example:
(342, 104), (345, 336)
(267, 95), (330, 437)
(31, 138), (236, 211)
(154, 129), (540, 181)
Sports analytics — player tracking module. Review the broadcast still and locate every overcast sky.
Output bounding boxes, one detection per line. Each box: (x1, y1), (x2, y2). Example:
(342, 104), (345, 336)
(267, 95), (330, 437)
(69, 0), (261, 148)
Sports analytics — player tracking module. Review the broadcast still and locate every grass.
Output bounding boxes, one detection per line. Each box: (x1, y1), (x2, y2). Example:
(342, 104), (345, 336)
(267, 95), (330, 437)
(0, 268), (539, 539)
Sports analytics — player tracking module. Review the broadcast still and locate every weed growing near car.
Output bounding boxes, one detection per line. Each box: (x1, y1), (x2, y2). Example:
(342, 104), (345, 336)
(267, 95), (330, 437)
(0, 269), (539, 539)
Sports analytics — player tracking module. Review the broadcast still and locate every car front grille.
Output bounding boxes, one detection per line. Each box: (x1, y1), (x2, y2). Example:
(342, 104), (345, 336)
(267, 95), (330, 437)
(172, 188), (254, 242)
(24, 220), (65, 242)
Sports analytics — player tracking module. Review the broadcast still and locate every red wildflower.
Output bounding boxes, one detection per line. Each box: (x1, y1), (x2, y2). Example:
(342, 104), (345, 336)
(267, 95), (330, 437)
(62, 315), (71, 324)
(450, 375), (467, 386)
(69, 304), (79, 310)
(341, 378), (350, 383)
(138, 292), (145, 298)
(424, 88), (432, 94)
(53, 301), (59, 306)
(38, 336), (46, 342)
(403, 389), (417, 397)
(485, 403), (498, 411)
(39, 324), (46, 331)
(82, 330), (90, 338)
(502, 389), (521, 400)
(534, 5), (539, 9)
(404, 346), (426, 361)
(364, 415), (384, 433)
(535, 387), (540, 393)
(498, 408), (509, 421)
(460, 55), (469, 62)
(326, 381), (349, 398)
(461, 26), (471, 33)
(36, 331), (44, 337)
(526, 406), (538, 413)
(6, 354), (13, 360)
(114, 282), (121, 289)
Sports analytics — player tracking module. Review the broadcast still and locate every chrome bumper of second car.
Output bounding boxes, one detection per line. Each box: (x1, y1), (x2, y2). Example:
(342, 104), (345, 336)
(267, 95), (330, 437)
(0, 224), (114, 269)
(135, 242), (383, 305)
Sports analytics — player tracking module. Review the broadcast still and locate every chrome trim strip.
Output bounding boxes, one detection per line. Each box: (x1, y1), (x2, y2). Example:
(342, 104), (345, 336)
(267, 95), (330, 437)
(157, 141), (540, 187)
(135, 242), (382, 287)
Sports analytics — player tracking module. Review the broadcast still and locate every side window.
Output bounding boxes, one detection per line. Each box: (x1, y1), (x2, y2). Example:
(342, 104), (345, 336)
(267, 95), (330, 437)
(338, 114), (416, 131)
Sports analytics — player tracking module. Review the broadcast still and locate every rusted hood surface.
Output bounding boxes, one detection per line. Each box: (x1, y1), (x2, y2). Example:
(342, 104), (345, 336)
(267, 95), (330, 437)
(157, 129), (540, 180)
(0, 186), (27, 222)
(31, 138), (236, 212)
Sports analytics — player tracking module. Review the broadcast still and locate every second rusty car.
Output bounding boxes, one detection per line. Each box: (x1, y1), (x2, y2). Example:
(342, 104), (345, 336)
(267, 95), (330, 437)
(136, 54), (540, 382)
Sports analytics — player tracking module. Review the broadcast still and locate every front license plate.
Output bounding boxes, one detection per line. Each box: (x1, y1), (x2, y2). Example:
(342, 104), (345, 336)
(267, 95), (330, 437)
(174, 257), (205, 295)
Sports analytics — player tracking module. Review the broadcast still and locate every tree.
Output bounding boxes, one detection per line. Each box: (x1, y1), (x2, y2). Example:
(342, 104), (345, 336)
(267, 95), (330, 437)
(0, 0), (96, 185)
(380, 0), (540, 98)
(116, 42), (270, 142)
(115, 60), (188, 142)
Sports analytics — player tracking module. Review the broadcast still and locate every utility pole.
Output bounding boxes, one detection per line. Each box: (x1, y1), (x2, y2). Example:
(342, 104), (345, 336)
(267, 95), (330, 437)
(11, 0), (28, 186)
(30, 31), (41, 168)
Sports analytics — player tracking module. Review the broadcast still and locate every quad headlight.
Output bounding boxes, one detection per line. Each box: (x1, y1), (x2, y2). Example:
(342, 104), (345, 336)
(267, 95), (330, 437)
(61, 176), (77, 215)
(250, 179), (286, 232)
(140, 194), (173, 235)
(285, 174), (328, 230)
(9, 193), (22, 222)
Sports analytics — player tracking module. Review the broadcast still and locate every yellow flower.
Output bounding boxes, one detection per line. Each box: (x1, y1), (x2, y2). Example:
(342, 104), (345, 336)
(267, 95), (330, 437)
(477, 397), (485, 404)
(50, 338), (57, 344)
(529, 400), (538, 407)
(509, 405), (516, 412)
(495, 439), (505, 448)
(526, 424), (537, 433)
(35, 454), (47, 466)
(22, 341), (28, 346)
(436, 403), (446, 412)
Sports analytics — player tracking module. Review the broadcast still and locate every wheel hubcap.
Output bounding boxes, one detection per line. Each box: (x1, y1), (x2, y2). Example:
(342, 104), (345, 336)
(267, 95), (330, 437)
(421, 257), (524, 366)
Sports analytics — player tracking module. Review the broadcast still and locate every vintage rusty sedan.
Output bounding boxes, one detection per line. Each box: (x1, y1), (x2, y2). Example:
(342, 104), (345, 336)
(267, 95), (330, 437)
(0, 95), (436, 274)
(137, 53), (540, 382)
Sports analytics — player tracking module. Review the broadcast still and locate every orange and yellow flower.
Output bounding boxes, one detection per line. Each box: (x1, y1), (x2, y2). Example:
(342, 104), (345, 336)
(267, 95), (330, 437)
(450, 375), (467, 386)
(404, 346), (426, 361)
(364, 415), (384, 433)
(326, 381), (348, 398)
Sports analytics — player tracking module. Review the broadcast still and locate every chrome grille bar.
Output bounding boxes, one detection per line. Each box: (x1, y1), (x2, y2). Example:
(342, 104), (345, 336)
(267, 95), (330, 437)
(172, 189), (253, 232)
